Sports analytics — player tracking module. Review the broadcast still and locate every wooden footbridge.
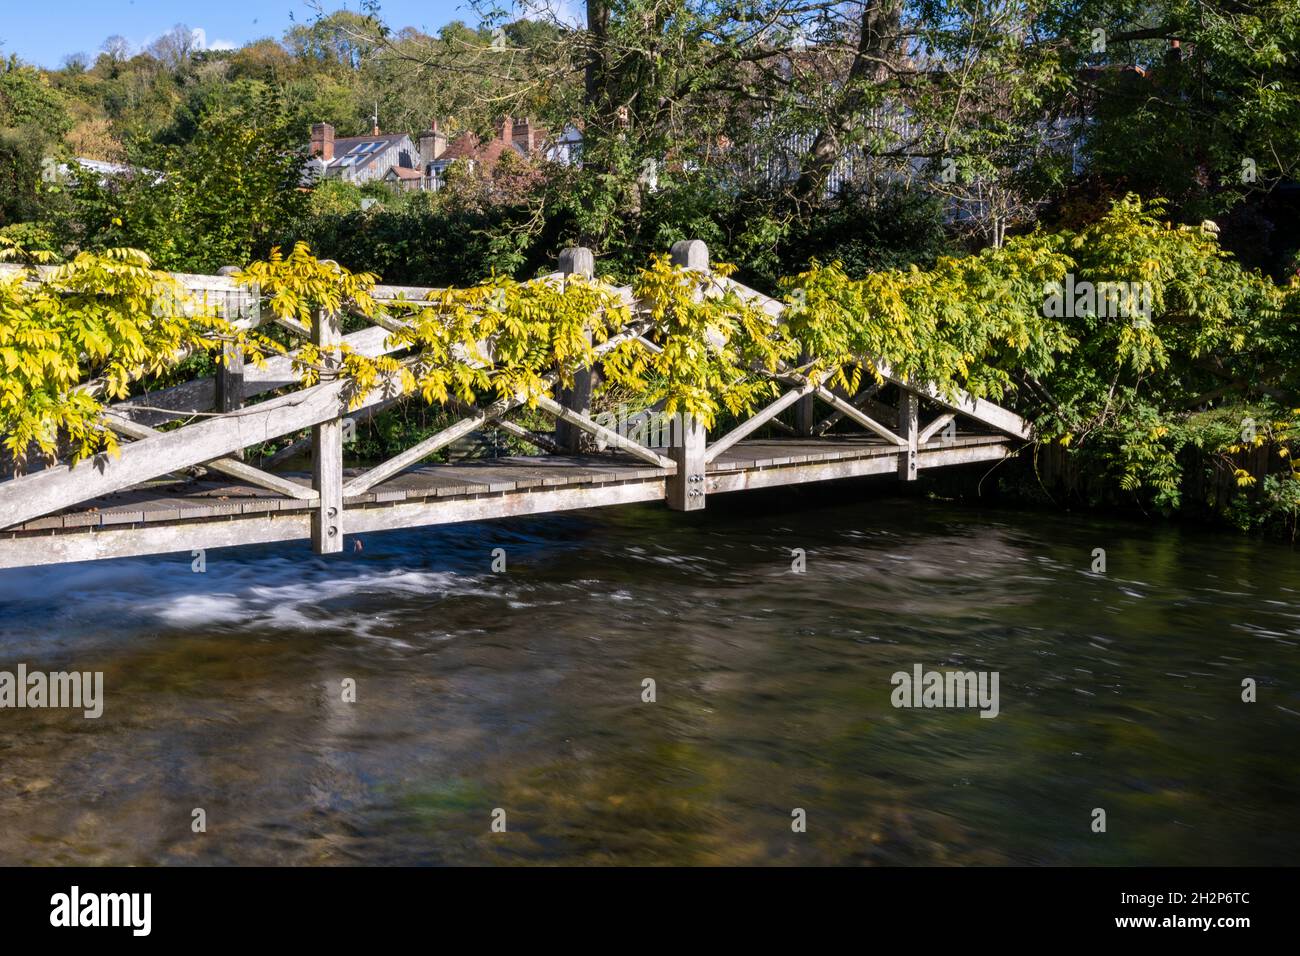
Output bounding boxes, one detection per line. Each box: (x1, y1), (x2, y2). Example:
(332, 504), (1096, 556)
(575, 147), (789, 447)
(0, 241), (1029, 570)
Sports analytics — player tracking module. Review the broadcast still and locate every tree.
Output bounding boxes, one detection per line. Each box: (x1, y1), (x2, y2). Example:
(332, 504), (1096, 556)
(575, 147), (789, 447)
(64, 86), (308, 271)
(148, 25), (200, 70)
(101, 36), (132, 65)
(0, 57), (72, 227)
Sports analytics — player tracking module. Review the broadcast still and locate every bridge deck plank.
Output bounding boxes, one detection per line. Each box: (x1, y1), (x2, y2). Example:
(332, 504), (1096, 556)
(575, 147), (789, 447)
(1, 434), (1010, 541)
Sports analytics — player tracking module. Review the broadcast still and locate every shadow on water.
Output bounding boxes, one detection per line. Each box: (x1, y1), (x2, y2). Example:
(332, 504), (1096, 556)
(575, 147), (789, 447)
(0, 476), (1297, 865)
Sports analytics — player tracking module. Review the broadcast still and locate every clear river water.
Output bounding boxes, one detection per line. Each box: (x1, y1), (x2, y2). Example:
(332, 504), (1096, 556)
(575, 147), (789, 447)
(1, 486), (1297, 865)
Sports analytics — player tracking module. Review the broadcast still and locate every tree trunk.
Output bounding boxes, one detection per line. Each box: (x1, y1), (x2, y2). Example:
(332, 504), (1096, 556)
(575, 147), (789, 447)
(792, 0), (903, 210)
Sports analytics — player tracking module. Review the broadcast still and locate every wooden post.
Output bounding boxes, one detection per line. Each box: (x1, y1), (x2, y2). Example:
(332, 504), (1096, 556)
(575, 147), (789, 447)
(667, 413), (707, 510)
(897, 385), (919, 481)
(794, 350), (816, 435)
(312, 307), (344, 553)
(216, 266), (246, 458)
(669, 238), (709, 273)
(667, 240), (709, 511)
(555, 247), (595, 453)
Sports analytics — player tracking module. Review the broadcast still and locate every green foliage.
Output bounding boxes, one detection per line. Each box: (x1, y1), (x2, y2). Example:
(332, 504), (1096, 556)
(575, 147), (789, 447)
(1074, 1), (1300, 219)
(291, 184), (556, 287)
(60, 88), (307, 272)
(391, 271), (629, 408)
(307, 179), (367, 217)
(781, 233), (1072, 404)
(603, 257), (793, 427)
(0, 238), (233, 470)
(0, 58), (73, 227)
(0, 59), (72, 133)
(1011, 197), (1300, 522)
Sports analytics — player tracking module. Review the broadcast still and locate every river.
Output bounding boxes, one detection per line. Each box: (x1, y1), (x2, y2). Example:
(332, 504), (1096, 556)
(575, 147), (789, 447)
(0, 486), (1296, 865)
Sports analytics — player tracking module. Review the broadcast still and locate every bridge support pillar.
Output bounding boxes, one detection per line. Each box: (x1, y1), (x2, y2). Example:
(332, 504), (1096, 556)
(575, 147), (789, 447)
(897, 387), (918, 481)
(217, 266), (246, 459)
(667, 414), (707, 511)
(312, 307), (345, 554)
(666, 239), (711, 511)
(555, 247), (596, 453)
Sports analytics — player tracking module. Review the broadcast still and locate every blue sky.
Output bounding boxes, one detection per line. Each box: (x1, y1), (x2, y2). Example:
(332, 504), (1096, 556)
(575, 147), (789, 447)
(0, 1), (487, 68)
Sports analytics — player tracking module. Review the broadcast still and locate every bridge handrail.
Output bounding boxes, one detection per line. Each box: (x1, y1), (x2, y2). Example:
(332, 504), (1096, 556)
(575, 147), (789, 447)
(0, 240), (1031, 540)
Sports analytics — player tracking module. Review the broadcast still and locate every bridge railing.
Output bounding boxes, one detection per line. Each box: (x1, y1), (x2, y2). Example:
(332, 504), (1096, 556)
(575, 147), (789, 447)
(0, 241), (1032, 549)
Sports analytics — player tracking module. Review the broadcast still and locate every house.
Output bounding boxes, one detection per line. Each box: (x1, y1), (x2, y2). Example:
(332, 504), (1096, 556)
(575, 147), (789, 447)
(305, 117), (583, 193)
(305, 122), (422, 186)
(422, 117), (552, 192)
(545, 124), (583, 166)
(381, 166), (425, 191)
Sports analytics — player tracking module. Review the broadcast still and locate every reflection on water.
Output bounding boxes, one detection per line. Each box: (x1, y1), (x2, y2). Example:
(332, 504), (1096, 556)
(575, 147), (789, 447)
(0, 486), (1297, 865)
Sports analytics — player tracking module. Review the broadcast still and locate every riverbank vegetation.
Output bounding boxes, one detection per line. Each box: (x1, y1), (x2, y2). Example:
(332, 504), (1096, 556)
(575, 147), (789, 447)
(1, 2), (1297, 534)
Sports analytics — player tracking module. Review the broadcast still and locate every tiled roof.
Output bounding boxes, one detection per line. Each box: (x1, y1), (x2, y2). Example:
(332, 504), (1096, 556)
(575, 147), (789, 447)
(324, 133), (411, 174)
(438, 132), (515, 167)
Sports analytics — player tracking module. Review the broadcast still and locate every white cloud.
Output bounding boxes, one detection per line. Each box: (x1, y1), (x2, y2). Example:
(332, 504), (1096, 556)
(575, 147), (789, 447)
(185, 28), (235, 53)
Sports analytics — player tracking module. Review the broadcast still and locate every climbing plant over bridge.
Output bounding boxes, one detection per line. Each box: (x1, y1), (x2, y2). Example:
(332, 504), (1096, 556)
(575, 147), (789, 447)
(601, 255), (795, 429)
(778, 234), (1074, 406)
(0, 237), (241, 471)
(3, 197), (1298, 533)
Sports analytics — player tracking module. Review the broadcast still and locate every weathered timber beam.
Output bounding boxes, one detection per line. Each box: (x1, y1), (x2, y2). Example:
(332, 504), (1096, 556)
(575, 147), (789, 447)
(261, 394), (404, 469)
(765, 363), (900, 445)
(103, 413), (317, 501)
(216, 266), (248, 460)
(533, 394), (674, 468)
(367, 272), (565, 305)
(0, 369), (406, 531)
(346, 478), (667, 537)
(110, 324), (398, 427)
(0, 263), (253, 303)
(342, 395), (525, 497)
(881, 368), (1032, 441)
(311, 310), (345, 554)
(814, 386), (909, 446)
(706, 441), (1012, 494)
(555, 248), (597, 453)
(919, 413), (957, 444)
(664, 240), (712, 511)
(897, 389), (919, 480)
(705, 383), (818, 463)
(0, 514), (312, 570)
(494, 418), (561, 454)
(815, 380), (884, 434)
(712, 276), (785, 320)
(273, 315), (312, 338)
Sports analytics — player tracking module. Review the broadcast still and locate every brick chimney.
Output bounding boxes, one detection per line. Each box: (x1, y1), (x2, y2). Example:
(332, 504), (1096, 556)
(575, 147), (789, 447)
(498, 116), (513, 144)
(310, 122), (335, 161)
(511, 118), (535, 154)
(418, 119), (447, 163)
